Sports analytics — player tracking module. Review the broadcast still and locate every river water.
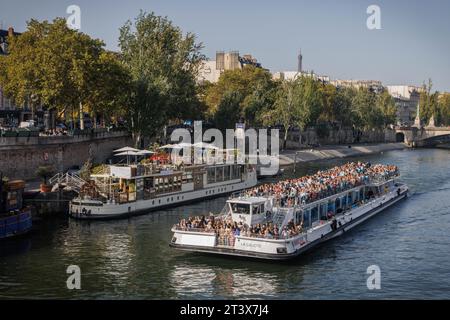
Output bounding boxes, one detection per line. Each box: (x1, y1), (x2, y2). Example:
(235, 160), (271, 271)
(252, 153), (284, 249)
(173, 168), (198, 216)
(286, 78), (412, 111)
(1, 148), (450, 299)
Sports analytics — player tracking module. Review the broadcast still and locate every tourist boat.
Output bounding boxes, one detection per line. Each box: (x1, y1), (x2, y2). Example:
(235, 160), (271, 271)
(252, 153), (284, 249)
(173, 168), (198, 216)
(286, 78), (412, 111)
(0, 177), (33, 239)
(170, 163), (408, 260)
(67, 160), (257, 220)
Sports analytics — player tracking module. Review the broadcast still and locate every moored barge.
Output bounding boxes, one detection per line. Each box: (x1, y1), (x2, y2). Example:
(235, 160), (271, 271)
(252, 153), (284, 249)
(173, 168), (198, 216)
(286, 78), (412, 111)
(0, 177), (33, 239)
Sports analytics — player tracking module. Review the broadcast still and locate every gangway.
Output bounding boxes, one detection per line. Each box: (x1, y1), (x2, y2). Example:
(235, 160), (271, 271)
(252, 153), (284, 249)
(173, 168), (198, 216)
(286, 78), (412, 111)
(49, 172), (87, 193)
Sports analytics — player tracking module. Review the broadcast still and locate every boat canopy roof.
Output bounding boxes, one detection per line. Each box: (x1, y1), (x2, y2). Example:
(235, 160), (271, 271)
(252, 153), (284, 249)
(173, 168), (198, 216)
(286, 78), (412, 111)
(227, 196), (268, 205)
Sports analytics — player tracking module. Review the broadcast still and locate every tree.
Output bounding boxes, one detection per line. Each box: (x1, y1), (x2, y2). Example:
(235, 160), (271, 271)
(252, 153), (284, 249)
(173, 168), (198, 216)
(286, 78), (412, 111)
(293, 76), (324, 130)
(352, 88), (381, 129)
(243, 80), (278, 127)
(214, 90), (243, 131)
(261, 80), (297, 149)
(419, 79), (440, 124)
(318, 84), (337, 123)
(376, 90), (397, 127)
(0, 18), (127, 129)
(119, 11), (204, 145)
(333, 87), (356, 128)
(84, 51), (132, 127)
(205, 65), (274, 125)
(439, 93), (450, 126)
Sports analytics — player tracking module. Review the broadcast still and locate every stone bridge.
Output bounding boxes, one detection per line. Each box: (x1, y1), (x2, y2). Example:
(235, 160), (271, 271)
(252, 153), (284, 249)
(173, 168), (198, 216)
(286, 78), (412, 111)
(395, 126), (450, 147)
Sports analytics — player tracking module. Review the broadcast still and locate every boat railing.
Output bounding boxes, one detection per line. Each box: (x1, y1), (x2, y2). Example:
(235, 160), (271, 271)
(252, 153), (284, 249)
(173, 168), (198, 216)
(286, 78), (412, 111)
(229, 191), (248, 199)
(49, 172), (87, 193)
(368, 173), (399, 184)
(172, 225), (216, 234)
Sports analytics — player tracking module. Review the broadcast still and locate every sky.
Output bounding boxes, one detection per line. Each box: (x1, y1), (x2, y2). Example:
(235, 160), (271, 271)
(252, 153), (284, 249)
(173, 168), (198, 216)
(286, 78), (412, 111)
(1, 0), (449, 91)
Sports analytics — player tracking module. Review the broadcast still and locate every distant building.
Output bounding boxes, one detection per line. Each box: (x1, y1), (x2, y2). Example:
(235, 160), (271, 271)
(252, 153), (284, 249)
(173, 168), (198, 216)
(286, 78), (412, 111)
(330, 79), (384, 93)
(272, 71), (330, 83)
(386, 85), (422, 126)
(197, 51), (263, 83)
(386, 85), (422, 99)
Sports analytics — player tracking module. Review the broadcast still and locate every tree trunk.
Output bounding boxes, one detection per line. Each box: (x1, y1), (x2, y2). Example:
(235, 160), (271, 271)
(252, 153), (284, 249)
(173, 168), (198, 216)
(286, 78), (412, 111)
(71, 106), (75, 130)
(79, 101), (84, 130)
(283, 127), (289, 150)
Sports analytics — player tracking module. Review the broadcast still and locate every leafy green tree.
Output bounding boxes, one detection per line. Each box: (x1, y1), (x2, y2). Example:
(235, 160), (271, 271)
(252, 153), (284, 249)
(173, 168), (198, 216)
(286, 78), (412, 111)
(376, 90), (397, 127)
(84, 51), (132, 127)
(205, 65), (274, 125)
(318, 84), (337, 123)
(213, 90), (243, 131)
(119, 11), (204, 145)
(333, 87), (356, 127)
(351, 88), (382, 129)
(439, 93), (450, 126)
(293, 76), (324, 130)
(261, 80), (297, 149)
(419, 79), (440, 124)
(0, 18), (127, 128)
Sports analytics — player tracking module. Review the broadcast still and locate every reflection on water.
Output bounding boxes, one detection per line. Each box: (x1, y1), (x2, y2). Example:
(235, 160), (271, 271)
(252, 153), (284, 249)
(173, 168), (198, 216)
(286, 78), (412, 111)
(1, 148), (450, 299)
(170, 262), (281, 299)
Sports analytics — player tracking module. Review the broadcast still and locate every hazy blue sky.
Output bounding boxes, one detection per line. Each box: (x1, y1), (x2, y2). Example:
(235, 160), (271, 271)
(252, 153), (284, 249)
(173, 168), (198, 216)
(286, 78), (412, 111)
(1, 0), (449, 91)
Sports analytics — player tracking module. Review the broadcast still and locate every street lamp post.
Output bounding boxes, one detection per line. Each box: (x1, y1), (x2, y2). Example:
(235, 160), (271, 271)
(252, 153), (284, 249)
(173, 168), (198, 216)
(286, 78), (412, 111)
(293, 151), (299, 174)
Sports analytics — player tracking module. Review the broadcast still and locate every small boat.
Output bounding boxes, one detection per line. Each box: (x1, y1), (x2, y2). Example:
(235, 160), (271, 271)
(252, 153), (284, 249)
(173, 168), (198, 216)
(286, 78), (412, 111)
(0, 177), (33, 240)
(170, 162), (408, 260)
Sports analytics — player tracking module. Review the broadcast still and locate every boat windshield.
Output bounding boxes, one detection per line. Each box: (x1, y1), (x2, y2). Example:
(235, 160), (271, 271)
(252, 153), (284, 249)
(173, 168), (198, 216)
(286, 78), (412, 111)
(231, 203), (250, 215)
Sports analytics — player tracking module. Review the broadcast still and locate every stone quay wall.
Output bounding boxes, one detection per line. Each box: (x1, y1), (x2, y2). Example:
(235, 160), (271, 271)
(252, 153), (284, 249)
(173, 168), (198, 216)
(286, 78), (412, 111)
(285, 127), (396, 149)
(0, 131), (132, 180)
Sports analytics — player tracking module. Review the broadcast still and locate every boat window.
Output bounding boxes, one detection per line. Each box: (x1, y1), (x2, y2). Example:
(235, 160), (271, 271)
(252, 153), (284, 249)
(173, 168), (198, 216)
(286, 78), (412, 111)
(335, 198), (341, 209)
(328, 201), (335, 214)
(295, 210), (303, 224)
(311, 206), (319, 223)
(232, 165), (241, 180)
(320, 203), (328, 220)
(252, 204), (265, 215)
(216, 166), (224, 182)
(224, 166), (231, 181)
(347, 192), (352, 205)
(207, 167), (215, 183)
(82, 202), (103, 207)
(341, 196), (347, 208)
(231, 203), (250, 215)
(303, 209), (311, 228)
(353, 191), (359, 204)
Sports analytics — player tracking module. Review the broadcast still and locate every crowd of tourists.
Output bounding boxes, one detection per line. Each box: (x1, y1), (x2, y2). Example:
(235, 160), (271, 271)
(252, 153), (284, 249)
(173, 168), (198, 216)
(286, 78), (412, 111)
(175, 162), (398, 242)
(244, 162), (398, 207)
(176, 214), (303, 241)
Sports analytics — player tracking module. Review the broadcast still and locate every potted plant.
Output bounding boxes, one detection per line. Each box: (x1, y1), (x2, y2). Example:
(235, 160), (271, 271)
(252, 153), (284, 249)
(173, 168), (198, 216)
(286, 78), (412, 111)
(36, 166), (54, 193)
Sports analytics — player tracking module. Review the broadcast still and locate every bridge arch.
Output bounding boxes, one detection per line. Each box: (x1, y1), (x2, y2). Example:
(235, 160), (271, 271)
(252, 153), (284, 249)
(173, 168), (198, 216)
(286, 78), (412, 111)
(395, 132), (405, 143)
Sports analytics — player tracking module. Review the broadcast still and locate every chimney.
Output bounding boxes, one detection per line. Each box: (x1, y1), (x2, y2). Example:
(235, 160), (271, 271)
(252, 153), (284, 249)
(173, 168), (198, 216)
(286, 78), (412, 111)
(8, 26), (14, 37)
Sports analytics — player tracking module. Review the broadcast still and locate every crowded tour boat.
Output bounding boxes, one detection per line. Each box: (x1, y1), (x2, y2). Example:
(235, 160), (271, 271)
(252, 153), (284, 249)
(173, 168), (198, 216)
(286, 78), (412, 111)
(0, 176), (33, 240)
(66, 146), (257, 220)
(170, 162), (409, 260)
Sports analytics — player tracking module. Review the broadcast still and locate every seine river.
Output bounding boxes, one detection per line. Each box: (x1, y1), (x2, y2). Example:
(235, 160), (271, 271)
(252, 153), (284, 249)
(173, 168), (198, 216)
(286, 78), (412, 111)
(1, 148), (450, 299)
